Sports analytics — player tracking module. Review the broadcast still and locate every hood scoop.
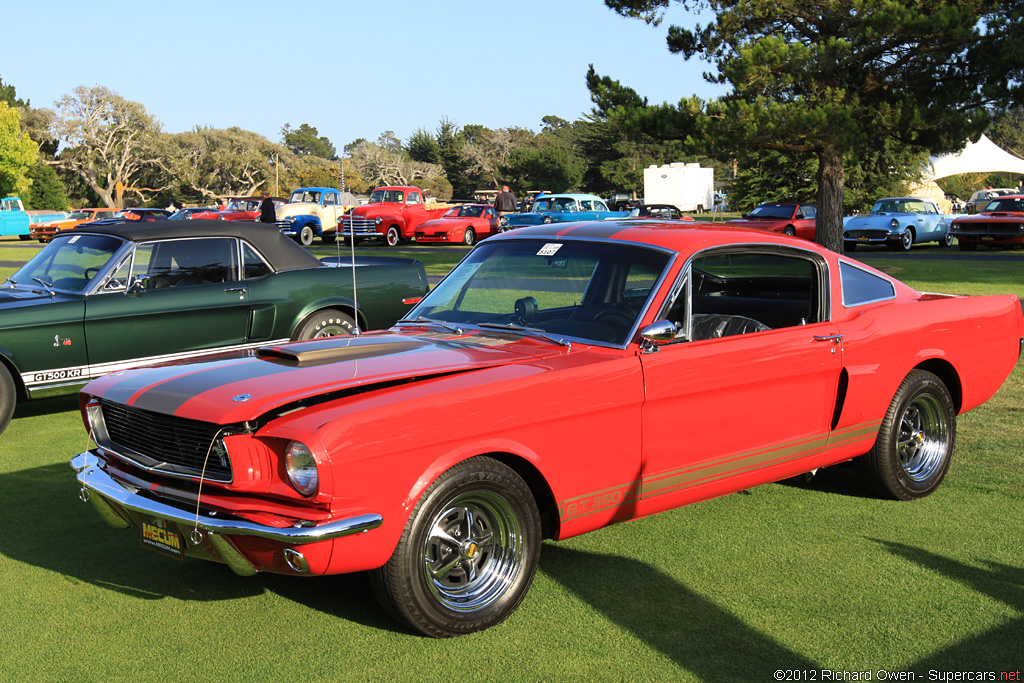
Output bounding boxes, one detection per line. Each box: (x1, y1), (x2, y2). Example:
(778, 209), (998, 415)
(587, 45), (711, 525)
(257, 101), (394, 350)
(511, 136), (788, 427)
(257, 335), (428, 367)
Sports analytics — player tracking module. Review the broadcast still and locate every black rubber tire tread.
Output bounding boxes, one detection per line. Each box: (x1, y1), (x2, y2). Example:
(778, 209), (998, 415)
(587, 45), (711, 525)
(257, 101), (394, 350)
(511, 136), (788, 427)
(0, 364), (15, 435)
(291, 309), (356, 340)
(369, 456), (541, 638)
(783, 226), (796, 236)
(321, 232), (336, 244)
(857, 369), (956, 500)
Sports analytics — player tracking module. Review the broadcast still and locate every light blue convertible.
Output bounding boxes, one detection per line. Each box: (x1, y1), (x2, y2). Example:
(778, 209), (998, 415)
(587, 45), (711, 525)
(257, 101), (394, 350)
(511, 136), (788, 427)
(501, 193), (629, 229)
(843, 197), (960, 251)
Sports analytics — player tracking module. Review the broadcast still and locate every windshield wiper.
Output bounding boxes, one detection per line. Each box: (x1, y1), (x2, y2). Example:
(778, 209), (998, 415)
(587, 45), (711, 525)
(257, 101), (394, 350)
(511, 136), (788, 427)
(5, 277), (16, 288)
(478, 322), (572, 349)
(396, 316), (464, 335)
(32, 277), (56, 299)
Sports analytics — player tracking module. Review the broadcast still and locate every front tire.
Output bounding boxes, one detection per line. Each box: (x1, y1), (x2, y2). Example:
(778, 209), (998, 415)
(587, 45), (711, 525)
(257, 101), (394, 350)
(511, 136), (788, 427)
(958, 240), (977, 252)
(370, 457), (541, 637)
(463, 228), (476, 246)
(857, 370), (956, 500)
(939, 231), (953, 247)
(291, 309), (356, 340)
(298, 225), (315, 247)
(321, 232), (336, 245)
(385, 225), (401, 247)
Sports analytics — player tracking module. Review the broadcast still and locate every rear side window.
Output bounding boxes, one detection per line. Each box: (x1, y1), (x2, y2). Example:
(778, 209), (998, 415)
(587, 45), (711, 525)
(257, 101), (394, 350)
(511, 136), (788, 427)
(840, 261), (895, 306)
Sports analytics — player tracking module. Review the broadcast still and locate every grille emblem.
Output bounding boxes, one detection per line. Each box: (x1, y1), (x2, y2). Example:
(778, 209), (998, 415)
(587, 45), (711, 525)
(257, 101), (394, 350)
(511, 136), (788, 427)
(232, 394), (251, 402)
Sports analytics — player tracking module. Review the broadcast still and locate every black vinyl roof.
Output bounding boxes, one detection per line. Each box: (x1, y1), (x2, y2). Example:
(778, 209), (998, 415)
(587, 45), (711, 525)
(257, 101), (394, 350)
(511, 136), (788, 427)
(66, 219), (322, 271)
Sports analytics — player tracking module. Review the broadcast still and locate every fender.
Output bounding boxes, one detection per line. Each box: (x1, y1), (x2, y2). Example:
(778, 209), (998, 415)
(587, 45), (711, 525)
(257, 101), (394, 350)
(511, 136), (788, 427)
(281, 215), (323, 237)
(288, 295), (366, 334)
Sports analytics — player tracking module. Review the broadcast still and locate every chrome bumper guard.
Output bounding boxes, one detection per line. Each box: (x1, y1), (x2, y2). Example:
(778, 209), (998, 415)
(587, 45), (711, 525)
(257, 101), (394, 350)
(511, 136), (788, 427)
(71, 451), (383, 546)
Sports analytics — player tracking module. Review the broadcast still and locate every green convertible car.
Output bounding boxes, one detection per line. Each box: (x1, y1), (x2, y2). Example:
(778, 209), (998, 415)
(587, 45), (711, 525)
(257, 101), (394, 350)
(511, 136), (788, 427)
(0, 220), (428, 434)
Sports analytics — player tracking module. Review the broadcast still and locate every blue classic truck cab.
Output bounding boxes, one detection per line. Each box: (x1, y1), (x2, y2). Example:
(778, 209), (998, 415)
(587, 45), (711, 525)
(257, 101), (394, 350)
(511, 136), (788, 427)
(0, 197), (31, 239)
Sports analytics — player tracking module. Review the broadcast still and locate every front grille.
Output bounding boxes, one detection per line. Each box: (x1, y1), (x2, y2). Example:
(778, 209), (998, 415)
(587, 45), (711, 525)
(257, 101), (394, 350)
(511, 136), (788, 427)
(339, 217), (379, 235)
(954, 221), (1024, 235)
(276, 219), (294, 232)
(99, 399), (233, 481)
(845, 229), (888, 240)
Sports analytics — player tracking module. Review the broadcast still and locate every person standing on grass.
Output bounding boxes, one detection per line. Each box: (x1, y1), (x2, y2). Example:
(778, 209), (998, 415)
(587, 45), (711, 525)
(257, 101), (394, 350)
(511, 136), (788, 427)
(494, 185), (517, 216)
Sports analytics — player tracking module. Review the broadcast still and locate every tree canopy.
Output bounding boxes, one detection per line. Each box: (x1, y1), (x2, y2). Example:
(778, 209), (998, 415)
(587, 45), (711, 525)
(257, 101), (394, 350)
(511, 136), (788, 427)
(0, 102), (39, 198)
(281, 123), (337, 160)
(595, 0), (1024, 250)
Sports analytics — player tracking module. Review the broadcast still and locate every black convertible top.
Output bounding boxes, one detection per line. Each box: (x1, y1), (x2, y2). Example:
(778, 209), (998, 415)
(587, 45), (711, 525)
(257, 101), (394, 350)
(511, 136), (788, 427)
(67, 219), (322, 271)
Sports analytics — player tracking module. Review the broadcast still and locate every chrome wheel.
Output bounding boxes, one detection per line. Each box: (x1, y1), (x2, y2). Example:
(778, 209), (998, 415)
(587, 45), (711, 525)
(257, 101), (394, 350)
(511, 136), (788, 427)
(897, 393), (949, 482)
(422, 490), (523, 612)
(857, 369), (955, 500)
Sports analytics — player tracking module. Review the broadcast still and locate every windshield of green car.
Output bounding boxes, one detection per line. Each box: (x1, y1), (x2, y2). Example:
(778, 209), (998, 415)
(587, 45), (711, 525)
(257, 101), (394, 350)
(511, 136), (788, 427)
(10, 233), (124, 292)
(406, 239), (670, 346)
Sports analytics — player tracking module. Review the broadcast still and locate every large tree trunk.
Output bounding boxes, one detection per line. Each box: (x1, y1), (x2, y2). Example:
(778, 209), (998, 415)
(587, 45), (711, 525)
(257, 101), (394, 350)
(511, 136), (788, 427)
(815, 147), (845, 253)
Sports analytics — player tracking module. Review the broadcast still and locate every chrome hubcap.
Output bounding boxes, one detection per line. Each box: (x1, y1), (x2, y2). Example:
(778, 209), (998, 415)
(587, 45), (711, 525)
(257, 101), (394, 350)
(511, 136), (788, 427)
(897, 394), (948, 481)
(422, 491), (523, 612)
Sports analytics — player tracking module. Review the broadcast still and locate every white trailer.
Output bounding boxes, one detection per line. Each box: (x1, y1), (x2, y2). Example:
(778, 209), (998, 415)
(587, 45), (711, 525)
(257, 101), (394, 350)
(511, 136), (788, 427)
(643, 163), (715, 213)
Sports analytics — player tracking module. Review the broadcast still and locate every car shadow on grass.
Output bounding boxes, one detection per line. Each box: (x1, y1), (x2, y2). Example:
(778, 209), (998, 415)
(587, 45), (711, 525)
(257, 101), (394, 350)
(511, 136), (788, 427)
(539, 544), (818, 681)
(0, 461), (402, 632)
(871, 539), (1024, 671)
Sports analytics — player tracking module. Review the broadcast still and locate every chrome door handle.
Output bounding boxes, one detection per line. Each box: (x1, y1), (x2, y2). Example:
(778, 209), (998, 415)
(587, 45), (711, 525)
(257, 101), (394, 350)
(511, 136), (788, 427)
(225, 286), (247, 299)
(813, 334), (842, 345)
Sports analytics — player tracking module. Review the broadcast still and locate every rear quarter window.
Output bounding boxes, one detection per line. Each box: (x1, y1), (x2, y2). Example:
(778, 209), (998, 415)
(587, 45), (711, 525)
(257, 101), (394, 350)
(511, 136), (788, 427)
(840, 261), (896, 307)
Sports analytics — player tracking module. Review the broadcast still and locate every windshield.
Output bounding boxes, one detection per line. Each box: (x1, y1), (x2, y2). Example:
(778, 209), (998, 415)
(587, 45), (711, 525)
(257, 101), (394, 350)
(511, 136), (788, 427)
(10, 233), (124, 292)
(369, 189), (405, 203)
(289, 190), (322, 204)
(67, 210), (90, 220)
(982, 197), (1024, 212)
(533, 197), (578, 213)
(873, 199), (930, 214)
(445, 205), (485, 218)
(406, 239), (670, 346)
(747, 204), (796, 220)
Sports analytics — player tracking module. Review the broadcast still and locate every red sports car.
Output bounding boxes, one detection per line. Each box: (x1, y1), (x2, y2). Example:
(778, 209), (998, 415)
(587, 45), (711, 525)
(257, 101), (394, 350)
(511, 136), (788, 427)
(73, 221), (1023, 637)
(949, 194), (1024, 250)
(414, 204), (500, 245)
(194, 197), (284, 221)
(727, 202), (817, 239)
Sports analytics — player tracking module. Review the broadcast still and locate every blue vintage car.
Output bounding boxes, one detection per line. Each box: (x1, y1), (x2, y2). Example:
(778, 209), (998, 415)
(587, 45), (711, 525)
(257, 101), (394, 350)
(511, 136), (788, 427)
(843, 197), (960, 251)
(501, 193), (629, 229)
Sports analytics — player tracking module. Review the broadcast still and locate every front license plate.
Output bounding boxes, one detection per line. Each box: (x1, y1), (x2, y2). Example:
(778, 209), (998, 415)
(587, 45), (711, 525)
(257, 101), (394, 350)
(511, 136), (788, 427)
(857, 237), (870, 242)
(140, 516), (185, 560)
(981, 236), (994, 241)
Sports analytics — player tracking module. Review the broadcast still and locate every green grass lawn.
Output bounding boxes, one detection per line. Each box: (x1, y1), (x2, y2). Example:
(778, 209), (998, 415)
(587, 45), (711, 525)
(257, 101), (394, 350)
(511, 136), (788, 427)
(0, 238), (1021, 681)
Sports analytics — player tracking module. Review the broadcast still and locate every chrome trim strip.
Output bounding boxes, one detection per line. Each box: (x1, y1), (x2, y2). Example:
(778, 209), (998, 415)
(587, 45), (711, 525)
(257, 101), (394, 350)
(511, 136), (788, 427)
(21, 338), (291, 389)
(72, 452), (383, 544)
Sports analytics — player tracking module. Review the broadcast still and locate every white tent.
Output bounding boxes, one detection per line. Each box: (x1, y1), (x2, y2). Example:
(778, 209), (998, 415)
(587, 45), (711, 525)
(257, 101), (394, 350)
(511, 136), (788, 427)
(925, 134), (1024, 181)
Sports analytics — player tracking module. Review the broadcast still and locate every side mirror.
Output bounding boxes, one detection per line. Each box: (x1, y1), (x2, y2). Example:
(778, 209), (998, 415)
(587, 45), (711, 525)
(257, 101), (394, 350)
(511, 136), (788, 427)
(640, 320), (680, 353)
(127, 276), (149, 295)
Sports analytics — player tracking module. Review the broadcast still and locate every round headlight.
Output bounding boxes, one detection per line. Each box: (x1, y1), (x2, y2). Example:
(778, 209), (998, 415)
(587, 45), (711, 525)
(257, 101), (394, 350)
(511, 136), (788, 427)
(890, 218), (899, 228)
(285, 441), (319, 496)
(374, 216), (382, 225)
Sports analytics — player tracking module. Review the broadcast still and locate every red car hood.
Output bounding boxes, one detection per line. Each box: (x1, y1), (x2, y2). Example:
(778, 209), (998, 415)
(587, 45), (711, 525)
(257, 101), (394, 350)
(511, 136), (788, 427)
(352, 203), (401, 218)
(84, 331), (560, 424)
(418, 217), (472, 230)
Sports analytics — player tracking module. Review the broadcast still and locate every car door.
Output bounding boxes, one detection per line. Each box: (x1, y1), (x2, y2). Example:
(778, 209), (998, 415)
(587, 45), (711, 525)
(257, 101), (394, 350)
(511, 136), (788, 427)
(83, 237), (256, 374)
(637, 247), (843, 518)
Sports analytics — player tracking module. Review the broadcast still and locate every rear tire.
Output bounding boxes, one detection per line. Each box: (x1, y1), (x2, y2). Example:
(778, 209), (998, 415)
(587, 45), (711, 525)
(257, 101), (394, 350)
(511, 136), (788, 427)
(291, 309), (356, 340)
(370, 457), (541, 637)
(857, 370), (955, 500)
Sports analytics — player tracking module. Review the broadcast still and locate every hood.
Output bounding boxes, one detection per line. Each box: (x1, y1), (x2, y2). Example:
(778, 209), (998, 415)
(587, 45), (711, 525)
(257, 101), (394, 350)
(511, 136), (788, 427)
(726, 218), (786, 229)
(352, 203), (400, 218)
(418, 216), (467, 230)
(278, 203), (320, 217)
(84, 331), (561, 424)
(0, 285), (82, 308)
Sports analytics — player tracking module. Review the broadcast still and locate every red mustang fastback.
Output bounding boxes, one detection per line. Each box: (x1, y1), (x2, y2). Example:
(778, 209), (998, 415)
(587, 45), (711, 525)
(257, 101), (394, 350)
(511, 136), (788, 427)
(72, 221), (1023, 637)
(727, 202), (817, 239)
(414, 204), (500, 245)
(949, 194), (1024, 250)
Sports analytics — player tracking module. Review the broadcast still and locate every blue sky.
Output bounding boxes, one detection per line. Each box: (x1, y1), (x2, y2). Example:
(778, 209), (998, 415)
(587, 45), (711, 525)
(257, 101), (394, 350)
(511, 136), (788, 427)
(4, 0), (726, 148)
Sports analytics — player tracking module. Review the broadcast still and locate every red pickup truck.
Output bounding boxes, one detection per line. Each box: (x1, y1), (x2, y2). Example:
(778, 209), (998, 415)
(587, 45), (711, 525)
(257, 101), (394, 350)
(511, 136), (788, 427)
(337, 186), (449, 246)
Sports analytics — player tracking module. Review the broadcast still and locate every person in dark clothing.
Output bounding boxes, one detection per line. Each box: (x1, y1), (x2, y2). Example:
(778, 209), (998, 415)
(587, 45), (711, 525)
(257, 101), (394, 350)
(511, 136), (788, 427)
(494, 185), (517, 215)
(258, 194), (276, 223)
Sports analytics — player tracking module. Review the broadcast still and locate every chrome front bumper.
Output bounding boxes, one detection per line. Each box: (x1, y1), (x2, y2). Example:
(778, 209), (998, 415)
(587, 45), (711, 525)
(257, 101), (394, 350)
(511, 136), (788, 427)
(71, 451), (383, 575)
